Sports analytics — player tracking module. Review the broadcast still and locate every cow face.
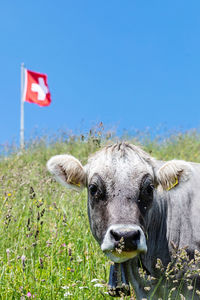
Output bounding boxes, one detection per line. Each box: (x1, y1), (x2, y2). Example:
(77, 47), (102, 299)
(47, 143), (191, 263)
(85, 144), (155, 262)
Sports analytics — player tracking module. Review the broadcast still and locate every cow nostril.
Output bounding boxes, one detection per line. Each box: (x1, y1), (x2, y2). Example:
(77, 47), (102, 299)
(131, 230), (140, 241)
(110, 230), (121, 241)
(124, 230), (141, 251)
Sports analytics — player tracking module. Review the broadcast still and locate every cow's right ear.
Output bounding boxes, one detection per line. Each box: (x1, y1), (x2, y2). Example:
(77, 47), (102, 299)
(47, 155), (86, 192)
(156, 160), (192, 191)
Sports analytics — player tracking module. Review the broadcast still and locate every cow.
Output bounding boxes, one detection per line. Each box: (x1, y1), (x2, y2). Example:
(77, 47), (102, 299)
(47, 142), (200, 299)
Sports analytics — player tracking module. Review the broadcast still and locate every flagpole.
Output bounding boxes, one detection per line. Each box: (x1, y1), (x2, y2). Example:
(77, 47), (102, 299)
(20, 63), (25, 150)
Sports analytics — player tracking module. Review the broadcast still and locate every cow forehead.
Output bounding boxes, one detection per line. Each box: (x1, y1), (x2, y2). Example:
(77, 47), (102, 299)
(85, 143), (155, 183)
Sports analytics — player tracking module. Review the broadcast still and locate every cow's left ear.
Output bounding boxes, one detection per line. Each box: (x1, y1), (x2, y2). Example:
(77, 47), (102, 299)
(156, 160), (192, 191)
(47, 154), (86, 192)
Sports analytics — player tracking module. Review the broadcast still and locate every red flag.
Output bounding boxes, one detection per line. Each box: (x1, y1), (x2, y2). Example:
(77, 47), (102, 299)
(23, 69), (51, 106)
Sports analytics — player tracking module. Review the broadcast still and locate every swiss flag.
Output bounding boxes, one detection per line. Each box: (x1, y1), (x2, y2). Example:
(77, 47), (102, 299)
(23, 69), (51, 106)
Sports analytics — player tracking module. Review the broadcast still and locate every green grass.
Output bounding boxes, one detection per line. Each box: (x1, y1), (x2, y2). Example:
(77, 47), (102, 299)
(1, 130), (200, 299)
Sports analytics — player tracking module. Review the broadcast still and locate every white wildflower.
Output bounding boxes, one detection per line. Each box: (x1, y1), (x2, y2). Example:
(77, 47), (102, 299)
(91, 278), (99, 283)
(94, 283), (104, 288)
(64, 292), (72, 297)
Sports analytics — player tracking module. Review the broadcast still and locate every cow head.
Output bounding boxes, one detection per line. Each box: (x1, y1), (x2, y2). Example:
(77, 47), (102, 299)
(47, 143), (191, 263)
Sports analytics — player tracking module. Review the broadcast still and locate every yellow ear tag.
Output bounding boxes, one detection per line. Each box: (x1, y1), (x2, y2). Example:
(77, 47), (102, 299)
(69, 180), (81, 187)
(167, 176), (178, 191)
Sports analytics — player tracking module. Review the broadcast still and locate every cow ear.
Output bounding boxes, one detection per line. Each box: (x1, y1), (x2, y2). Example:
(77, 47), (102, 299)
(47, 155), (86, 192)
(156, 160), (192, 191)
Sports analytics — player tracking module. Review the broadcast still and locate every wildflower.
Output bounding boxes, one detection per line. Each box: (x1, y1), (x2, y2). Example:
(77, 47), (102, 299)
(67, 267), (71, 271)
(52, 202), (58, 209)
(173, 280), (178, 284)
(46, 241), (52, 247)
(49, 206), (53, 211)
(68, 248), (72, 256)
(168, 287), (176, 298)
(34, 230), (39, 239)
(79, 286), (88, 289)
(149, 276), (156, 281)
(21, 255), (26, 271)
(21, 255), (26, 262)
(61, 286), (69, 289)
(187, 285), (193, 291)
(61, 243), (67, 247)
(39, 257), (44, 269)
(41, 208), (45, 217)
(64, 292), (72, 297)
(138, 267), (147, 280)
(77, 256), (83, 263)
(94, 283), (104, 287)
(155, 258), (164, 271)
(6, 248), (10, 264)
(27, 292), (31, 297)
(29, 187), (36, 199)
(7, 193), (11, 197)
(91, 278), (99, 283)
(144, 286), (151, 291)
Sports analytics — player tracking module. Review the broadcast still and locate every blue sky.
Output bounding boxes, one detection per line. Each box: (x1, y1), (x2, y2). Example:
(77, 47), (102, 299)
(1, 1), (200, 146)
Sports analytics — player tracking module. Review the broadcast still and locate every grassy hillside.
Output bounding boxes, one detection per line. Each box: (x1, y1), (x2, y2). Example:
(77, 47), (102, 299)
(1, 130), (200, 299)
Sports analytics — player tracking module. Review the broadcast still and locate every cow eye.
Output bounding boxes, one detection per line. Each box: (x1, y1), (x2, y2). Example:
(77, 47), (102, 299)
(138, 176), (154, 213)
(89, 184), (98, 196)
(146, 183), (154, 195)
(139, 175), (154, 201)
(143, 182), (154, 197)
(141, 175), (154, 193)
(88, 174), (106, 202)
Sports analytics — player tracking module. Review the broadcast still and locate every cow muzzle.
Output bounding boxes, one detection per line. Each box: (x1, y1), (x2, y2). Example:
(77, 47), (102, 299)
(101, 224), (147, 263)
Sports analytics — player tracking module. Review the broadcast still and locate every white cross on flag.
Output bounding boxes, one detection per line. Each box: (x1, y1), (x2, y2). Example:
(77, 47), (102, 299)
(23, 69), (51, 106)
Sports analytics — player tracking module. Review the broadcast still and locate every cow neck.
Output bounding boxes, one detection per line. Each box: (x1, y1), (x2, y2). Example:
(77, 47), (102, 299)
(144, 191), (171, 271)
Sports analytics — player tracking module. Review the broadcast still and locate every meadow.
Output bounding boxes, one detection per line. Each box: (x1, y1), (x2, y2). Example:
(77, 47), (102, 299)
(1, 128), (200, 299)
